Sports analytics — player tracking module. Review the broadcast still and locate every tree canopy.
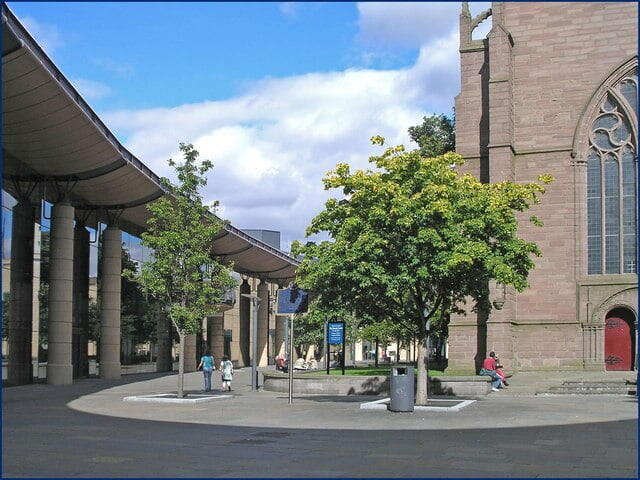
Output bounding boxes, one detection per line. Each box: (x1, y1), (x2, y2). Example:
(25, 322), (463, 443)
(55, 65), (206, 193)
(293, 137), (551, 403)
(408, 113), (455, 158)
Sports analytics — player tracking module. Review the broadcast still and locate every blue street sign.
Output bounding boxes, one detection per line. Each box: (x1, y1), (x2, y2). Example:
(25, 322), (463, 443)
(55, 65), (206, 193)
(327, 321), (345, 345)
(276, 287), (309, 315)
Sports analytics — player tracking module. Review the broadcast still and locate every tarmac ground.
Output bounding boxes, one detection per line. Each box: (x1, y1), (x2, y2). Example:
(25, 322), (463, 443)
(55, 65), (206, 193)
(2, 367), (638, 478)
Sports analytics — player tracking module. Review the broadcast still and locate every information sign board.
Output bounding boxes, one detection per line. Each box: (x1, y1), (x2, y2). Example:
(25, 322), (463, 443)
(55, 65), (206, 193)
(327, 321), (345, 345)
(276, 287), (309, 315)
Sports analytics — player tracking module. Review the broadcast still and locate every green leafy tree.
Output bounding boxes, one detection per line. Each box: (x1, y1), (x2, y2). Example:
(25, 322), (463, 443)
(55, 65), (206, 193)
(38, 231), (50, 350)
(294, 137), (552, 404)
(88, 301), (100, 343)
(408, 113), (455, 158)
(129, 143), (235, 397)
(293, 301), (362, 366)
(359, 317), (416, 364)
(293, 305), (325, 358)
(120, 248), (155, 352)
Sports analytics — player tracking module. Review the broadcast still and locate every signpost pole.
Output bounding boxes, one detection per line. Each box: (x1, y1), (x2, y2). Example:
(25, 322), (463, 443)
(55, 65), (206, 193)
(288, 314), (294, 405)
(251, 297), (260, 391)
(341, 321), (345, 376)
(241, 293), (261, 392)
(325, 322), (329, 375)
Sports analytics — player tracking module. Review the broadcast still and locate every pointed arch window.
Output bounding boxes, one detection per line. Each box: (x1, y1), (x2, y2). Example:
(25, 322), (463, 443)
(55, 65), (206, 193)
(587, 68), (637, 275)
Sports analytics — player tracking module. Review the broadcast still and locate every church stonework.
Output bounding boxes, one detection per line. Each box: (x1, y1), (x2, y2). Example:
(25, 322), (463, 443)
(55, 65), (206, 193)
(448, 2), (638, 373)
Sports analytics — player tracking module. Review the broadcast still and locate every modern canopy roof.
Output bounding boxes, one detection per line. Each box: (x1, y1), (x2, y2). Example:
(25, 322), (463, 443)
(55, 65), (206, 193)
(1, 4), (298, 282)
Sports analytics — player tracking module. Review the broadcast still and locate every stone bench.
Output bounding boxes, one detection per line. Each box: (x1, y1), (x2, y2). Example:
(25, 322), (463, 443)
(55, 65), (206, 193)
(428, 375), (492, 396)
(262, 372), (493, 396)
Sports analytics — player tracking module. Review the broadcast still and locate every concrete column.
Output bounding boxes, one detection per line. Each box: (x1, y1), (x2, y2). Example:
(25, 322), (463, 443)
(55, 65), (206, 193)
(257, 280), (269, 366)
(72, 224), (90, 378)
(8, 200), (35, 385)
(238, 279), (251, 366)
(183, 333), (196, 372)
(99, 226), (121, 380)
(196, 328), (204, 362)
(446, 311), (486, 374)
(156, 310), (173, 372)
(209, 314), (224, 363)
(305, 344), (316, 362)
(47, 202), (75, 385)
(275, 315), (287, 358)
(355, 341), (363, 362)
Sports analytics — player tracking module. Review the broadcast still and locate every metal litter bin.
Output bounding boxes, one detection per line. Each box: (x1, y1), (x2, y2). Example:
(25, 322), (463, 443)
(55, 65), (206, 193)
(389, 366), (414, 412)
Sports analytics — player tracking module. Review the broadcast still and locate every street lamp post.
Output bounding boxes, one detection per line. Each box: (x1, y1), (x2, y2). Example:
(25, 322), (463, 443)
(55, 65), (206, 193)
(241, 293), (261, 391)
(288, 314), (294, 404)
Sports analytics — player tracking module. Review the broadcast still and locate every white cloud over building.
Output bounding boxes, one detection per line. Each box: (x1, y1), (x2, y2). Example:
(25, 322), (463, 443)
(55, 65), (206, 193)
(101, 2), (490, 251)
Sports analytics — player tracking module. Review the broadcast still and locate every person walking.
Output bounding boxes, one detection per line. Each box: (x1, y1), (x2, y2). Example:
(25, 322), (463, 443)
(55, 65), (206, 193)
(220, 356), (234, 392)
(197, 349), (215, 392)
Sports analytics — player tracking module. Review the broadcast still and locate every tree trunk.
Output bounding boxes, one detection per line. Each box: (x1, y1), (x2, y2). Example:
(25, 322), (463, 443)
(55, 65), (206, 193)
(375, 338), (379, 368)
(416, 335), (429, 405)
(177, 331), (185, 398)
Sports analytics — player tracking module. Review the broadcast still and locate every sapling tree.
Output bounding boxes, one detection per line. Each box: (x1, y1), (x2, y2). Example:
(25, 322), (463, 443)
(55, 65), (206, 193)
(129, 143), (235, 397)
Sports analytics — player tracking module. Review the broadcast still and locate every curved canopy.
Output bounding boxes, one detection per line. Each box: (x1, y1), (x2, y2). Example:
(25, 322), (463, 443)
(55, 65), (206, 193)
(2, 5), (298, 282)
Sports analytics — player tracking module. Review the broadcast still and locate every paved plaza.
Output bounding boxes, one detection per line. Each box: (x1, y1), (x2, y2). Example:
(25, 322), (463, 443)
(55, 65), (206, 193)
(2, 368), (637, 478)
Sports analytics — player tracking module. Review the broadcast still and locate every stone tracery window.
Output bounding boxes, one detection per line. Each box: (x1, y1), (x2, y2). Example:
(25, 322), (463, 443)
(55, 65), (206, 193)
(587, 67), (637, 275)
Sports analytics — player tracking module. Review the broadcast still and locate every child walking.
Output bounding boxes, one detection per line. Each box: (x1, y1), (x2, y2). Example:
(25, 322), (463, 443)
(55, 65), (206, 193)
(220, 356), (234, 392)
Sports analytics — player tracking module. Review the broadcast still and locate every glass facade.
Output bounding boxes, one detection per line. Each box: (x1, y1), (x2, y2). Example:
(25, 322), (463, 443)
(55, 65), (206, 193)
(1, 194), (151, 285)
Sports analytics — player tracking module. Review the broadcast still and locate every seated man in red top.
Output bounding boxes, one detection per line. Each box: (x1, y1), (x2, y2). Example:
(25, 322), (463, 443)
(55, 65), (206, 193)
(479, 351), (503, 391)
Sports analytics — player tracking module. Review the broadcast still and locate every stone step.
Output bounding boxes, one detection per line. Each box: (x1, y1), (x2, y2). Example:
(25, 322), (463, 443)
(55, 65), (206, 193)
(543, 385), (636, 395)
(561, 380), (635, 387)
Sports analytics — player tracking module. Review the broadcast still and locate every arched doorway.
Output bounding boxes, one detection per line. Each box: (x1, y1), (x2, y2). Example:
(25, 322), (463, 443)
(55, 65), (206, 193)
(604, 307), (636, 370)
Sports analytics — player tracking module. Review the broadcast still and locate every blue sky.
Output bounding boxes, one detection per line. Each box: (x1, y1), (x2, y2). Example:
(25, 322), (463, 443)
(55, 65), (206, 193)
(8, 2), (420, 110)
(7, 2), (492, 249)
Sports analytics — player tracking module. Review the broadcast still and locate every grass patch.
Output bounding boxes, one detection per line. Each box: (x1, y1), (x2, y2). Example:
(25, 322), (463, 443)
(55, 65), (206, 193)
(301, 365), (448, 377)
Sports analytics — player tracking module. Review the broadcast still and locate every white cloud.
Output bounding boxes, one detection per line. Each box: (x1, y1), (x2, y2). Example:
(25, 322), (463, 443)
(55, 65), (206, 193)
(71, 78), (112, 100)
(357, 2), (491, 48)
(91, 57), (135, 78)
(102, 4), (473, 251)
(357, 2), (461, 48)
(21, 16), (64, 54)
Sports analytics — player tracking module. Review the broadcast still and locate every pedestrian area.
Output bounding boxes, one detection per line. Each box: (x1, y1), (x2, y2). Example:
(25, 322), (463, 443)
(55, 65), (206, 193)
(3, 368), (637, 477)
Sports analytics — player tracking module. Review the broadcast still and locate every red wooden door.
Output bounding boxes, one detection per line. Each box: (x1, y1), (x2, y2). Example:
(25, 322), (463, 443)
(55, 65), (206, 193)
(604, 316), (632, 371)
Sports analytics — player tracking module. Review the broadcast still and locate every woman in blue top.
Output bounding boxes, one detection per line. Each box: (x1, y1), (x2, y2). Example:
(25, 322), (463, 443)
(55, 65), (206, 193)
(197, 349), (215, 392)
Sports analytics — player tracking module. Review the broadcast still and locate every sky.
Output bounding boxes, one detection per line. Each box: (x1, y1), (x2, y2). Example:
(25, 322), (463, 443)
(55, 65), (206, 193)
(7, 1), (492, 251)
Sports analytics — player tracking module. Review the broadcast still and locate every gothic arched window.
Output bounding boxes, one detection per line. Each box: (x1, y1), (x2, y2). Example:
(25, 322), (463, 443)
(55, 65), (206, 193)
(587, 67), (637, 275)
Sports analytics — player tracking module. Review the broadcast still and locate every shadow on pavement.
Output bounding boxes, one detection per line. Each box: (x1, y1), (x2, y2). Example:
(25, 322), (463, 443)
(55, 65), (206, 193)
(3, 393), (637, 477)
(2, 372), (638, 477)
(281, 394), (376, 403)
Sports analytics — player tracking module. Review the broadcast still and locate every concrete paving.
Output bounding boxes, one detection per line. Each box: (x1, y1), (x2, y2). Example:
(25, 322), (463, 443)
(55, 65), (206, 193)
(2, 367), (638, 477)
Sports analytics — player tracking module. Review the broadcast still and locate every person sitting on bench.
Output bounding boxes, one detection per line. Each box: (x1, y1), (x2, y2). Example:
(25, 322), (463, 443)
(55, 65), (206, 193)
(276, 355), (288, 373)
(479, 351), (503, 391)
(495, 356), (509, 387)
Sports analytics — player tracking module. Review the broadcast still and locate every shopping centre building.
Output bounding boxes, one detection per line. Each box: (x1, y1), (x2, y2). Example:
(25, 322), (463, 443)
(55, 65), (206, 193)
(2, 5), (299, 385)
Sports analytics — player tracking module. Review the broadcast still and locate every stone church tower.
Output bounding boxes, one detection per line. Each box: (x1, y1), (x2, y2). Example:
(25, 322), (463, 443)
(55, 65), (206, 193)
(448, 2), (638, 373)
